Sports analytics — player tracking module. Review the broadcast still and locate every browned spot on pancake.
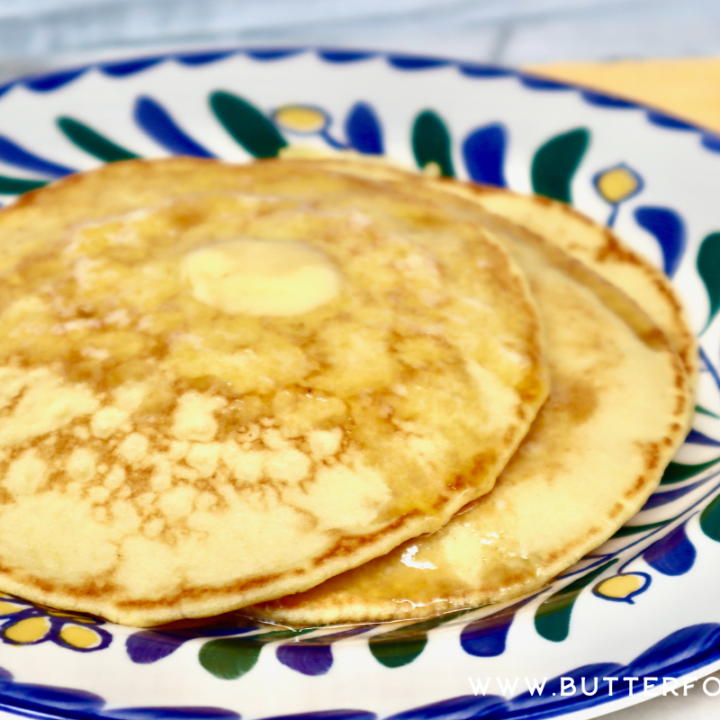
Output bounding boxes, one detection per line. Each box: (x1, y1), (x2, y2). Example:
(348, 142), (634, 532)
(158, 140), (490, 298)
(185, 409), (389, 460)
(445, 449), (498, 494)
(534, 194), (555, 209)
(430, 493), (450, 511)
(596, 230), (637, 264)
(166, 204), (208, 231)
(550, 376), (598, 425)
(518, 357), (547, 402)
(468, 450), (498, 481)
(624, 474), (649, 502)
(638, 327), (669, 351)
(642, 442), (661, 473)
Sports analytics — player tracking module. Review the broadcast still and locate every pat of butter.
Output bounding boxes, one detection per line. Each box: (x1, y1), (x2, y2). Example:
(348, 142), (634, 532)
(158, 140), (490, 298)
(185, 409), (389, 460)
(181, 239), (341, 316)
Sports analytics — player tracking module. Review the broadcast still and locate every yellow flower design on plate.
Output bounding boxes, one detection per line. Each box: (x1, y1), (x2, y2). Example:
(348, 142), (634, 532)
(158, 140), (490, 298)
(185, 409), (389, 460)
(593, 572), (651, 604)
(596, 165), (641, 204)
(0, 595), (112, 652)
(593, 163), (644, 226)
(273, 105), (329, 134)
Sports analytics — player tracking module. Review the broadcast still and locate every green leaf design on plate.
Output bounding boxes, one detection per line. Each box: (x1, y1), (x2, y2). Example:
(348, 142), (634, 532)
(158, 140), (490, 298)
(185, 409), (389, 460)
(697, 232), (720, 331)
(57, 117), (139, 162)
(210, 91), (287, 158)
(199, 638), (262, 680)
(368, 610), (468, 668)
(661, 458), (720, 485)
(701, 494), (720, 541)
(534, 559), (616, 642)
(531, 128), (589, 203)
(696, 405), (720, 419)
(369, 633), (426, 669)
(612, 514), (683, 538)
(0, 176), (47, 194)
(412, 110), (455, 177)
(199, 628), (311, 680)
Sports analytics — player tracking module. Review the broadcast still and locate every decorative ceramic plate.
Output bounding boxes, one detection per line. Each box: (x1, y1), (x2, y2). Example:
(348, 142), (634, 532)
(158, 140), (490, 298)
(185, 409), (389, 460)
(0, 46), (720, 720)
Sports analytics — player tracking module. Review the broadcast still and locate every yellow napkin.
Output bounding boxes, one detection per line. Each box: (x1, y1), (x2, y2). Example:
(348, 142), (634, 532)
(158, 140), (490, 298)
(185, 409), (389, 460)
(527, 58), (720, 133)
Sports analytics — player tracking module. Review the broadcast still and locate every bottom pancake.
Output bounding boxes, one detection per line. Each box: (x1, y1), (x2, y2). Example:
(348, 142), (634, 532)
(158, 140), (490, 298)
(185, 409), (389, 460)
(247, 202), (691, 625)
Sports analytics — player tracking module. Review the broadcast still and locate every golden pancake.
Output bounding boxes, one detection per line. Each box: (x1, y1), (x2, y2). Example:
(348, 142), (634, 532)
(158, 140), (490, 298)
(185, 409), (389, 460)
(287, 156), (697, 391)
(248, 178), (691, 625)
(461, 187), (697, 392)
(0, 157), (548, 626)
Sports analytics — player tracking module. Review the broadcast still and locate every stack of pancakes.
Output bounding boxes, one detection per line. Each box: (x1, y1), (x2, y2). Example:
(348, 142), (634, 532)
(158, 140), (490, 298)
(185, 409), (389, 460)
(0, 157), (693, 627)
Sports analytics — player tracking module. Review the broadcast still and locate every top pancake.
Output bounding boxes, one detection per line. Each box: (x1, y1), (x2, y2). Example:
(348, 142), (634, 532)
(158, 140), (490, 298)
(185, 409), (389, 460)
(0, 157), (547, 626)
(248, 166), (691, 625)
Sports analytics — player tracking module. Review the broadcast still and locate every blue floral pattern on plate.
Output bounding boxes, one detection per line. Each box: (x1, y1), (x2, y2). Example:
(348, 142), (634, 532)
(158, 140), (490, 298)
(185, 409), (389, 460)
(0, 47), (718, 720)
